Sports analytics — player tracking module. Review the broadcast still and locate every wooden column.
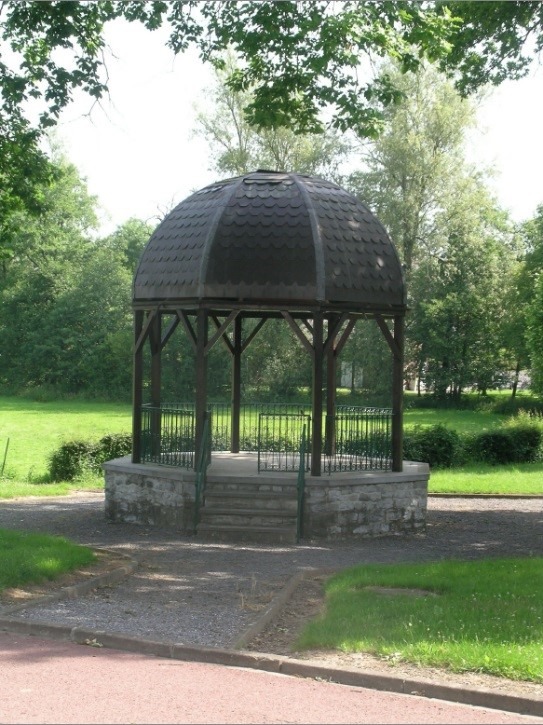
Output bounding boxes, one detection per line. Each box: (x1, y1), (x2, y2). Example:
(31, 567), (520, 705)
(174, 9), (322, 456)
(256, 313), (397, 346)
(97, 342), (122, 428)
(231, 315), (242, 453)
(392, 314), (404, 472)
(132, 310), (144, 463)
(195, 308), (208, 468)
(149, 312), (162, 458)
(325, 316), (338, 456)
(311, 312), (324, 476)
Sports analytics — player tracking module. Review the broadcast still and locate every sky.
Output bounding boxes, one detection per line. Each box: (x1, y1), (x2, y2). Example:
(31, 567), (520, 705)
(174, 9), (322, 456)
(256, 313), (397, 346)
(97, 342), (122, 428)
(56, 19), (543, 236)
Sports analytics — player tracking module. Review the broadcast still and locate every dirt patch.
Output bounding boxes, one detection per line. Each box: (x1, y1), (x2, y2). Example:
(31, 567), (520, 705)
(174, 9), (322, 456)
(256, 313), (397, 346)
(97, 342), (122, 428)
(0, 548), (129, 610)
(244, 574), (543, 704)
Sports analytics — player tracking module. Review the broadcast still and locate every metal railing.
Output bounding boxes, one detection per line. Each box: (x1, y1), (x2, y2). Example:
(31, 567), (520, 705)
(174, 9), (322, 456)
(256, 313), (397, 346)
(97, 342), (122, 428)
(257, 412), (311, 472)
(326, 407), (392, 472)
(139, 403), (392, 473)
(296, 424), (307, 543)
(141, 404), (195, 468)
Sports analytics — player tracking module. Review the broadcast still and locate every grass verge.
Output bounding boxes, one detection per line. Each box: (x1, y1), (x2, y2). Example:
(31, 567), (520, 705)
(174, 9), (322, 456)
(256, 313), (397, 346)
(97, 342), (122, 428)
(0, 528), (96, 591)
(297, 558), (543, 682)
(429, 463), (543, 495)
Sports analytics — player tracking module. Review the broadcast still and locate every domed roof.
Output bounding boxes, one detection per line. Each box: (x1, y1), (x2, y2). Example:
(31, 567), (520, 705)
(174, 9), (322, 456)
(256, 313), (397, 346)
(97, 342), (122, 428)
(133, 171), (406, 311)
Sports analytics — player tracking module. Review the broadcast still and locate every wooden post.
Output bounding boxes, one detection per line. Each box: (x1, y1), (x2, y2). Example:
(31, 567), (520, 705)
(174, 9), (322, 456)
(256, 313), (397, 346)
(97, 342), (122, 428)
(311, 312), (324, 476)
(325, 316), (338, 456)
(132, 310), (144, 464)
(231, 315), (242, 453)
(150, 312), (162, 458)
(195, 309), (208, 468)
(392, 314), (404, 472)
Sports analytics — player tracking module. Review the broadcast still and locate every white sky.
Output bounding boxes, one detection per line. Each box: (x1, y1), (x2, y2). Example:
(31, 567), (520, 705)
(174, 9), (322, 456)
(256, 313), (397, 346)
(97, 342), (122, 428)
(55, 19), (543, 236)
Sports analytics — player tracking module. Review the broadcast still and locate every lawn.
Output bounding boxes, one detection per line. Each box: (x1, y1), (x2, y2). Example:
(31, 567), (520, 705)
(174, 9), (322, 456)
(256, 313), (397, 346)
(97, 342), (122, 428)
(430, 463), (543, 495)
(0, 394), (541, 496)
(297, 557), (543, 683)
(0, 396), (131, 482)
(0, 528), (96, 591)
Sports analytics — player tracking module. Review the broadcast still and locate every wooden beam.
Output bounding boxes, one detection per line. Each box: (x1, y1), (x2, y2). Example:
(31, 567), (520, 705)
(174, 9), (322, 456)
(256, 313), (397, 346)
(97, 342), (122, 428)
(334, 317), (357, 358)
(134, 308), (157, 355)
(323, 313), (349, 355)
(311, 312), (324, 476)
(241, 318), (267, 353)
(282, 311), (314, 357)
(210, 314), (235, 355)
(375, 315), (401, 360)
(160, 314), (180, 351)
(392, 314), (405, 472)
(205, 311), (238, 354)
(132, 311), (144, 464)
(176, 309), (197, 352)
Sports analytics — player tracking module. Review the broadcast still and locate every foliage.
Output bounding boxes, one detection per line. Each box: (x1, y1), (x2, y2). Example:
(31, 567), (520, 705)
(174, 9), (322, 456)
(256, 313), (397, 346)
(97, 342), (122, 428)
(0, 155), (143, 399)
(403, 424), (461, 468)
(298, 558), (543, 683)
(193, 51), (350, 177)
(466, 423), (542, 466)
(2, 1), (542, 198)
(49, 433), (132, 481)
(0, 528), (95, 591)
(527, 272), (543, 396)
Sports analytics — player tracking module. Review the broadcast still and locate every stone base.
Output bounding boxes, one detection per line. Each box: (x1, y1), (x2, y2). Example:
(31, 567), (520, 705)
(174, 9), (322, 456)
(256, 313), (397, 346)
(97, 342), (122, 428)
(103, 455), (429, 540)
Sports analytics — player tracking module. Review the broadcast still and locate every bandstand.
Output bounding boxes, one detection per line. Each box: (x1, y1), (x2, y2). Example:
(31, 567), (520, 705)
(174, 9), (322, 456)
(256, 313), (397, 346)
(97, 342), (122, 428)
(103, 171), (429, 542)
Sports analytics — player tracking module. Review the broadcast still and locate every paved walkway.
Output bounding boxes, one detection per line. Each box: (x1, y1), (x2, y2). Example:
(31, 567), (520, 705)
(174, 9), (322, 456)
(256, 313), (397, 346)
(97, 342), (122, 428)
(1, 631), (541, 724)
(0, 492), (542, 723)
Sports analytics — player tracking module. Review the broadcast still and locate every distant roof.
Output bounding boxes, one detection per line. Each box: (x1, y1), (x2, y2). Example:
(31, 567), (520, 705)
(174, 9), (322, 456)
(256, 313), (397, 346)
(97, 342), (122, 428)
(133, 171), (406, 312)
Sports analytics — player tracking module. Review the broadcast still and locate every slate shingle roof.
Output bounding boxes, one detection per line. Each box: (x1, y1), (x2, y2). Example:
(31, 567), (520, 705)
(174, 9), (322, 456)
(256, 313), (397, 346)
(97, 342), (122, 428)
(133, 171), (406, 310)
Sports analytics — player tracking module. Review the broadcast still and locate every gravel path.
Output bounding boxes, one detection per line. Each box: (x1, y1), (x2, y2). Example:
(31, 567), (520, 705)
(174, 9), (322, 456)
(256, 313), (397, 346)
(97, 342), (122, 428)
(0, 492), (542, 648)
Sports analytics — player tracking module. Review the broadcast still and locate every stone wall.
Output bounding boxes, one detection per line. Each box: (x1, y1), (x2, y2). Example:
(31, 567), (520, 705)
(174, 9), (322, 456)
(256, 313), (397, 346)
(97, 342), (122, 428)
(103, 457), (429, 539)
(103, 457), (196, 531)
(303, 464), (429, 539)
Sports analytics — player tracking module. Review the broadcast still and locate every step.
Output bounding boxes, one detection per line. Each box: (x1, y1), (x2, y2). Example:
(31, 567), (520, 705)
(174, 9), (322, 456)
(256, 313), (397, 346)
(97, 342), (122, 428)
(204, 490), (297, 511)
(197, 522), (297, 545)
(205, 477), (298, 496)
(200, 507), (297, 528)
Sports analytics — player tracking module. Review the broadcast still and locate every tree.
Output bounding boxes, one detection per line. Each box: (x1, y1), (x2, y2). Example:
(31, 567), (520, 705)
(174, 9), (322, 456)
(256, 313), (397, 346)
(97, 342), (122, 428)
(2, 1), (543, 200)
(410, 175), (516, 397)
(346, 63), (520, 398)
(193, 53), (350, 178)
(101, 218), (155, 274)
(347, 62), (475, 276)
(527, 272), (543, 396)
(522, 205), (543, 395)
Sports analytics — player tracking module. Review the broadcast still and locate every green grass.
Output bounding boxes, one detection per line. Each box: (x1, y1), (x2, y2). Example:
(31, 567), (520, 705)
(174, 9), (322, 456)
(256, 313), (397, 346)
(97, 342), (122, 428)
(297, 558), (543, 683)
(0, 528), (96, 591)
(0, 396), (131, 482)
(404, 408), (506, 434)
(0, 394), (541, 497)
(430, 463), (543, 495)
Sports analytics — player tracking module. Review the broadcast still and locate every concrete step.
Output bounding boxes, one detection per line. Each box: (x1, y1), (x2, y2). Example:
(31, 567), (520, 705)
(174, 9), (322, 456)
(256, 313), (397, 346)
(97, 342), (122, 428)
(204, 490), (297, 511)
(200, 507), (297, 528)
(197, 522), (297, 545)
(205, 476), (298, 496)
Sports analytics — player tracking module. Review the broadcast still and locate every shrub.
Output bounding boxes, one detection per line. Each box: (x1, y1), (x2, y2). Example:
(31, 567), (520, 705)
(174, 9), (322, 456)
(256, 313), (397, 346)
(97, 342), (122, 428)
(49, 440), (99, 481)
(465, 430), (516, 465)
(403, 424), (461, 468)
(466, 423), (542, 465)
(49, 433), (132, 481)
(95, 433), (132, 463)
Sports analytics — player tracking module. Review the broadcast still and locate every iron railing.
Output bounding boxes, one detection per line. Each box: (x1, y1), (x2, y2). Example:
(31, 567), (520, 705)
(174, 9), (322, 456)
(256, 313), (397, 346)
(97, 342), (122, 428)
(257, 412), (311, 472)
(141, 404), (195, 468)
(325, 407), (392, 472)
(139, 403), (392, 473)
